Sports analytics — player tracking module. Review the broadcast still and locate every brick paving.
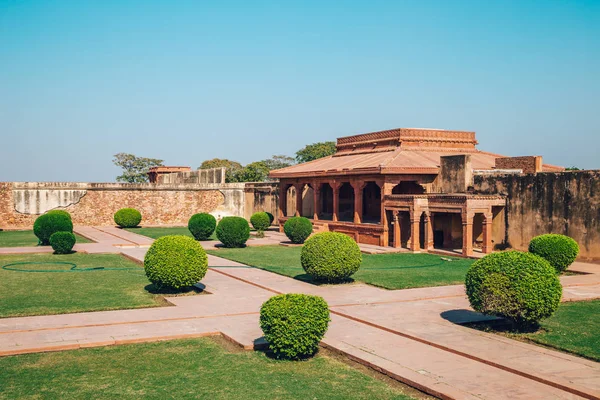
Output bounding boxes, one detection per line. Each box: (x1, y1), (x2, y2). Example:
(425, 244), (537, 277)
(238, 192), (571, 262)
(1, 226), (599, 399)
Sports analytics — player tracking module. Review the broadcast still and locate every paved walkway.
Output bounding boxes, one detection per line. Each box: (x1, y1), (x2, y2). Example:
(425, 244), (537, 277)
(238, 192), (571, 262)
(1, 226), (599, 400)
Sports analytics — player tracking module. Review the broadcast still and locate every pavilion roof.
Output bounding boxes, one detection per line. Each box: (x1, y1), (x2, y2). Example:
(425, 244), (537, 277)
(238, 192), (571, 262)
(270, 128), (563, 178)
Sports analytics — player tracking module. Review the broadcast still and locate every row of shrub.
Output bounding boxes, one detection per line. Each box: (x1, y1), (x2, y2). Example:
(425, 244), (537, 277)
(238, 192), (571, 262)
(187, 212), (313, 249)
(113, 207), (316, 249)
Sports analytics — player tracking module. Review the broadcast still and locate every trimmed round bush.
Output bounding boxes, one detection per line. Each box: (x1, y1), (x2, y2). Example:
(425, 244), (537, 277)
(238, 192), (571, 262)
(144, 235), (208, 290)
(529, 234), (579, 274)
(114, 208), (142, 228)
(49, 231), (76, 254)
(465, 251), (562, 326)
(301, 232), (362, 282)
(33, 210), (74, 245)
(188, 213), (216, 241)
(49, 210), (72, 220)
(216, 216), (250, 248)
(260, 293), (330, 359)
(284, 217), (313, 244)
(250, 212), (271, 231)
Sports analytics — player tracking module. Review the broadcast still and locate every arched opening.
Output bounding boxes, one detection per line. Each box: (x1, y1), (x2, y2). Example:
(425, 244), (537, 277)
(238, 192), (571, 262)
(338, 182), (355, 222)
(302, 185), (314, 218)
(319, 183), (334, 220)
(285, 186), (296, 217)
(362, 182), (381, 224)
(432, 213), (463, 249)
(392, 181), (425, 195)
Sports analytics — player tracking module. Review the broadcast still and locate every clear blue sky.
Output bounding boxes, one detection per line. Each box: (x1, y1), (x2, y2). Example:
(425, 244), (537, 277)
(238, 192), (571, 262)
(1, 0), (598, 182)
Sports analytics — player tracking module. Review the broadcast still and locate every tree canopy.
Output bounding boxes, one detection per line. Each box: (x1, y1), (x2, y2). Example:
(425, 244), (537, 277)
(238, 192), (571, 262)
(295, 141), (336, 163)
(262, 155), (295, 171)
(230, 161), (270, 182)
(113, 153), (163, 183)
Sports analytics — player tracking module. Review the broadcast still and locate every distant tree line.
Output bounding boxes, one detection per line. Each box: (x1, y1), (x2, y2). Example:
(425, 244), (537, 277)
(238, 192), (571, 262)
(113, 141), (337, 183)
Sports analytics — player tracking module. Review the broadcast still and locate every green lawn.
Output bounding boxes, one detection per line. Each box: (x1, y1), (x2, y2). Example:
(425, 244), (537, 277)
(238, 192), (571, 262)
(0, 337), (418, 400)
(0, 230), (92, 247)
(208, 245), (473, 290)
(0, 253), (181, 318)
(125, 226), (217, 241)
(470, 300), (600, 362)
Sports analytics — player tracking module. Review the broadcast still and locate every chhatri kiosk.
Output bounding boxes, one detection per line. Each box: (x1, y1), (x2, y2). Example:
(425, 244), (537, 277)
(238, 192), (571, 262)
(270, 128), (562, 256)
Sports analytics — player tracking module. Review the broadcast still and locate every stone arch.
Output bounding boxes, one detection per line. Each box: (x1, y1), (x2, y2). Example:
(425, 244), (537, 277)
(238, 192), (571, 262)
(319, 183), (334, 220)
(392, 181), (425, 195)
(338, 182), (355, 222)
(362, 182), (381, 223)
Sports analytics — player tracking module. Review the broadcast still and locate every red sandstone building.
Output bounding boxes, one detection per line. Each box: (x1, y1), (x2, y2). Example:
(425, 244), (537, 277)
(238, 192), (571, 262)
(270, 128), (563, 256)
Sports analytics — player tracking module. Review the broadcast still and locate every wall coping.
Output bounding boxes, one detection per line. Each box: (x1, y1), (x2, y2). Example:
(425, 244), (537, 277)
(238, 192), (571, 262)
(7, 182), (248, 191)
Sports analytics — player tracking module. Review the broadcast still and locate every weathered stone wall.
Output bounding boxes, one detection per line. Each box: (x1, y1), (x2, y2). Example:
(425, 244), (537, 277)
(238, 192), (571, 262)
(0, 182), (253, 229)
(244, 182), (279, 221)
(474, 171), (600, 260)
(434, 155), (473, 193)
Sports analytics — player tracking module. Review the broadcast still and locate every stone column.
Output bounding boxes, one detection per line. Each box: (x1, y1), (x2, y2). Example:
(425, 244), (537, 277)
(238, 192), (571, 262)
(313, 184), (320, 221)
(278, 184), (287, 232)
(393, 211), (401, 248)
(462, 212), (474, 257)
(482, 212), (493, 254)
(409, 210), (421, 252)
(378, 181), (388, 246)
(424, 212), (434, 251)
(294, 184), (303, 217)
(352, 181), (363, 224)
(332, 183), (340, 222)
(278, 184), (287, 219)
(379, 181), (386, 226)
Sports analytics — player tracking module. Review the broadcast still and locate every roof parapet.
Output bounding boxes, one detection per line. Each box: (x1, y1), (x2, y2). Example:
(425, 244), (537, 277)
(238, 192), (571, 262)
(336, 128), (477, 154)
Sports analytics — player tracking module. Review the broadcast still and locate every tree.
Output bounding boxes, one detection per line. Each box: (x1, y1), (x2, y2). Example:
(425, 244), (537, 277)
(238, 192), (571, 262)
(262, 155), (295, 171)
(295, 141), (336, 163)
(113, 153), (163, 183)
(565, 166), (581, 171)
(231, 161), (270, 182)
(199, 158), (243, 183)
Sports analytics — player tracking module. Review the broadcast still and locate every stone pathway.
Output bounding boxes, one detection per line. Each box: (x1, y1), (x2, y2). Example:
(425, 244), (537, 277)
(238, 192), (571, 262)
(1, 226), (599, 400)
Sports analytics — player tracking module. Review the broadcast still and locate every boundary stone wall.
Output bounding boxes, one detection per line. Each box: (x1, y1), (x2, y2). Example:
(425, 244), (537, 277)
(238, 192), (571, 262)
(0, 182), (278, 229)
(474, 170), (600, 261)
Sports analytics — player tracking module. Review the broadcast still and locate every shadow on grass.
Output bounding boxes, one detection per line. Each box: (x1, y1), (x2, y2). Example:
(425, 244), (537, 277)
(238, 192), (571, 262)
(292, 272), (355, 286)
(144, 282), (206, 295)
(256, 343), (321, 361)
(214, 243), (247, 249)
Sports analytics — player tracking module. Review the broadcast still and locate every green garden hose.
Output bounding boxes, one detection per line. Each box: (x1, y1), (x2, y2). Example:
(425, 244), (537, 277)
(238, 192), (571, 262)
(1, 261), (142, 273)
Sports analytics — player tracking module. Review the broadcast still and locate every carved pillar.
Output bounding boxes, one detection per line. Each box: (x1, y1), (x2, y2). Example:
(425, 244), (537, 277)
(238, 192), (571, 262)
(332, 183), (340, 222)
(462, 212), (474, 257)
(409, 209), (421, 252)
(294, 184), (303, 217)
(379, 181), (386, 226)
(424, 212), (434, 251)
(393, 211), (401, 248)
(352, 181), (364, 224)
(278, 183), (287, 219)
(482, 212), (493, 254)
(313, 184), (320, 221)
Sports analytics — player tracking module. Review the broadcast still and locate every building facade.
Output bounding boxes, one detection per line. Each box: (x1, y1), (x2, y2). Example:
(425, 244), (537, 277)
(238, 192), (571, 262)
(270, 128), (563, 256)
